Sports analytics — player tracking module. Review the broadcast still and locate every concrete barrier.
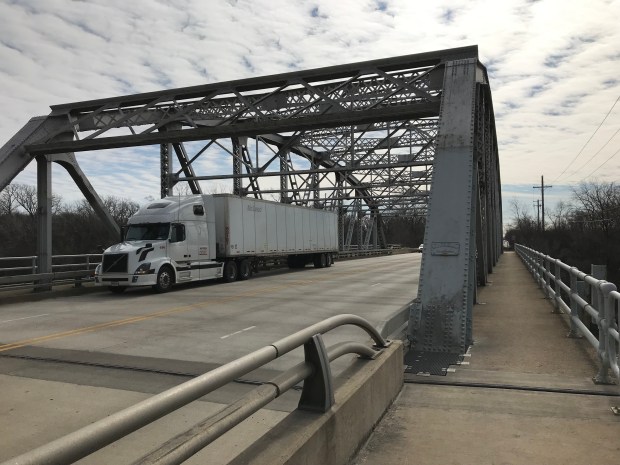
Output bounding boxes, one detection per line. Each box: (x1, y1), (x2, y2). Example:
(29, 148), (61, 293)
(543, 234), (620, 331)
(229, 340), (403, 465)
(376, 301), (412, 340)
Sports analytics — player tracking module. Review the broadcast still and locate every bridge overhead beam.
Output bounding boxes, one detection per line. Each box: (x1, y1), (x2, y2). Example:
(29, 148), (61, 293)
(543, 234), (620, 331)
(409, 58), (498, 354)
(0, 116), (70, 192)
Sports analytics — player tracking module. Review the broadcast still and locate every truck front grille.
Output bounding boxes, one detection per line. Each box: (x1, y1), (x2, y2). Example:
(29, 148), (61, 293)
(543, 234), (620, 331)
(102, 253), (128, 273)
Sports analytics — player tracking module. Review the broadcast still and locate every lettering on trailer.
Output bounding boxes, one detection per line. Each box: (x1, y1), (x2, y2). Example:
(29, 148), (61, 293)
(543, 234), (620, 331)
(247, 205), (263, 213)
(199, 247), (208, 255)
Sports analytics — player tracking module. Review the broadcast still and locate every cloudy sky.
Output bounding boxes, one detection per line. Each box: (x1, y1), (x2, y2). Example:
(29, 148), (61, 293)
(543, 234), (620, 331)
(1, 0), (619, 226)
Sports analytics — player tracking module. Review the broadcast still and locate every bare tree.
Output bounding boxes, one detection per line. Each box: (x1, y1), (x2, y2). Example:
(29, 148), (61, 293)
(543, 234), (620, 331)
(0, 184), (19, 215)
(102, 196), (139, 225)
(571, 181), (620, 235)
(13, 184), (38, 218)
(548, 201), (571, 230)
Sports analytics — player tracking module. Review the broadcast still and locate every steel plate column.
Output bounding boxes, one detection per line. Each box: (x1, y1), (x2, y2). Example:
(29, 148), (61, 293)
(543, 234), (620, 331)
(409, 59), (479, 353)
(36, 155), (52, 291)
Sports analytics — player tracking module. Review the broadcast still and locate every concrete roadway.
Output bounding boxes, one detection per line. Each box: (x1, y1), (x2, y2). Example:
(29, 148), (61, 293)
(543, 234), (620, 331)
(0, 253), (420, 464)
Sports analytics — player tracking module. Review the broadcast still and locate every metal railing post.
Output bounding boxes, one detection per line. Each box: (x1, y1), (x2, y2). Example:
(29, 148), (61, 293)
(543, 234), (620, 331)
(593, 282), (613, 384)
(534, 252), (543, 287)
(537, 253), (544, 290)
(551, 259), (561, 313)
(605, 291), (620, 381)
(298, 333), (335, 413)
(32, 256), (37, 275)
(544, 257), (551, 299)
(567, 271), (581, 338)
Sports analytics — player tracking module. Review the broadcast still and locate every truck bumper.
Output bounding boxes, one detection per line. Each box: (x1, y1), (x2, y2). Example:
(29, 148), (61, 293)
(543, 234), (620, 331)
(95, 274), (157, 287)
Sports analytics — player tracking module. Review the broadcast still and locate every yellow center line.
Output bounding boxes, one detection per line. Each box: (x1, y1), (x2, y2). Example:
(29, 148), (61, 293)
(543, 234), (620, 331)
(0, 261), (401, 353)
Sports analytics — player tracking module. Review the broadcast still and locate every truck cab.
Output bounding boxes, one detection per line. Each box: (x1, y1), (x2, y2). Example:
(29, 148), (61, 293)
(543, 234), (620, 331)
(95, 196), (220, 292)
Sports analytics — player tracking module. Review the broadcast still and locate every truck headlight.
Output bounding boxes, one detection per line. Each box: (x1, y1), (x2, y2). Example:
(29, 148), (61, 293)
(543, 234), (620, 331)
(134, 263), (152, 275)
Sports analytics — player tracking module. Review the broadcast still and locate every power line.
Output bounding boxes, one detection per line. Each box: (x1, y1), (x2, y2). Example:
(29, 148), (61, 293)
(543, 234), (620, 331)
(567, 127), (620, 180)
(581, 146), (620, 180)
(553, 95), (620, 183)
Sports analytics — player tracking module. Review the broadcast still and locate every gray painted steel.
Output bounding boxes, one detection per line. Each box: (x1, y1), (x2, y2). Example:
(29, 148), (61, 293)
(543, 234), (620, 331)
(410, 59), (501, 353)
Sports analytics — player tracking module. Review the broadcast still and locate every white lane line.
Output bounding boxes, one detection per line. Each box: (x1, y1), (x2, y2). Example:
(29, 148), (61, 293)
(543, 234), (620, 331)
(0, 314), (49, 325)
(220, 325), (257, 339)
(371, 283), (382, 287)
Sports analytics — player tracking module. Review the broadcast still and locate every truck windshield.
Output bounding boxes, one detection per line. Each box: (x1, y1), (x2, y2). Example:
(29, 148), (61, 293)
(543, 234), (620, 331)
(125, 223), (171, 241)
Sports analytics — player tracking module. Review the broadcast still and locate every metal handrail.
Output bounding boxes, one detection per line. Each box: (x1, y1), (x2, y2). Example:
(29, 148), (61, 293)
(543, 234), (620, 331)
(2, 314), (388, 465)
(515, 244), (620, 383)
(131, 341), (377, 465)
(0, 254), (101, 291)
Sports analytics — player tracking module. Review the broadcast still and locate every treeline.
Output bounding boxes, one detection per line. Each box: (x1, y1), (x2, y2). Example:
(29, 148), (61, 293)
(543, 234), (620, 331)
(0, 183), (139, 257)
(382, 214), (426, 248)
(505, 181), (620, 284)
(0, 183), (426, 257)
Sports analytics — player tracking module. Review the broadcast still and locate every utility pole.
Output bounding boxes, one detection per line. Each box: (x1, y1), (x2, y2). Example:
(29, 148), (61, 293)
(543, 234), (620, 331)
(533, 199), (541, 230)
(533, 175), (552, 231)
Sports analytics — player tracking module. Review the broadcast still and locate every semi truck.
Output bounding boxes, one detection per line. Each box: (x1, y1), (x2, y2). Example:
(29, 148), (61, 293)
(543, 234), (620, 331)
(94, 194), (338, 293)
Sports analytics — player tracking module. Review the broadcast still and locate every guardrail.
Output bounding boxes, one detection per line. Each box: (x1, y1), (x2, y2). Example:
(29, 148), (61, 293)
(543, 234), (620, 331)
(515, 244), (620, 384)
(1, 314), (389, 465)
(338, 248), (395, 259)
(0, 254), (101, 292)
(0, 248), (400, 293)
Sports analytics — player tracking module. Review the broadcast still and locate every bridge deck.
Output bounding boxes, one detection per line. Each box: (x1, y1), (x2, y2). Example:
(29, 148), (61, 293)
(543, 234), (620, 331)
(352, 251), (620, 465)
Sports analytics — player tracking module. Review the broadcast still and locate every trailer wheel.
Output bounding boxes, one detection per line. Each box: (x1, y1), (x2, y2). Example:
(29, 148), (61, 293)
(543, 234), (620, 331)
(223, 260), (238, 282)
(238, 259), (252, 280)
(154, 265), (175, 293)
(313, 253), (326, 268)
(108, 286), (126, 294)
(325, 254), (333, 267)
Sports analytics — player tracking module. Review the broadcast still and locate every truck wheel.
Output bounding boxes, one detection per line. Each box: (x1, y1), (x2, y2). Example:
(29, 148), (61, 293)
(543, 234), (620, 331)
(223, 260), (238, 282)
(238, 259), (252, 280)
(154, 265), (175, 293)
(108, 286), (126, 294)
(325, 254), (332, 267)
(313, 254), (326, 268)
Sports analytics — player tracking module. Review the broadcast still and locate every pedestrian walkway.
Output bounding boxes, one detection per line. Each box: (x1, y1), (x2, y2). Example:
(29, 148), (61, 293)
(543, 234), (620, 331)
(352, 251), (620, 465)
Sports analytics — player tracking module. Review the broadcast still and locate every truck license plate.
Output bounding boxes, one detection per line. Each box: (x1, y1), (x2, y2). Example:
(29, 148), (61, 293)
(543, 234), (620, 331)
(111, 281), (119, 286)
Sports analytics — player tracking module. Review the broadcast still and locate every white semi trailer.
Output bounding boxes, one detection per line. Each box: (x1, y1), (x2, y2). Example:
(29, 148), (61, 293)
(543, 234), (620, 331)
(94, 194), (338, 293)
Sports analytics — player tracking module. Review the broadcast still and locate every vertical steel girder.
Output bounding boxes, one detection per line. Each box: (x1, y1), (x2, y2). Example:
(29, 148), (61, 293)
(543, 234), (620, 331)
(36, 155), (52, 290)
(409, 59), (501, 353)
(232, 137), (243, 196)
(160, 142), (172, 198)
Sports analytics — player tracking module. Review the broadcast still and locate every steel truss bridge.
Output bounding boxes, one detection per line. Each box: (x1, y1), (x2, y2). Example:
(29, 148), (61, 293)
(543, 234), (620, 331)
(0, 45), (502, 353)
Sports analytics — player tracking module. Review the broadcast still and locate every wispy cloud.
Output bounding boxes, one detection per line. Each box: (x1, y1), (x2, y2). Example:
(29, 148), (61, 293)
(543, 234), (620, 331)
(0, 0), (618, 214)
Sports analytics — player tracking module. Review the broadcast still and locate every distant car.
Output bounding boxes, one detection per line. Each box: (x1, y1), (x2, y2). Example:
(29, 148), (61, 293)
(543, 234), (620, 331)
(418, 243), (424, 252)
